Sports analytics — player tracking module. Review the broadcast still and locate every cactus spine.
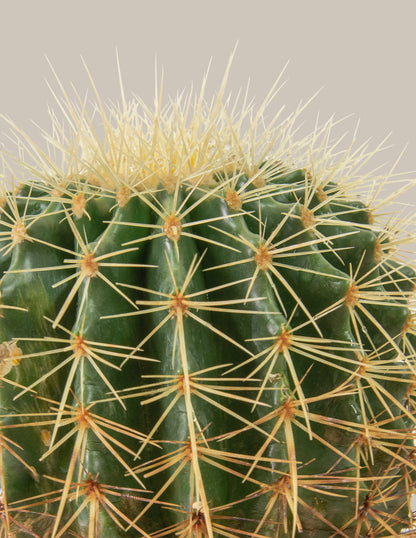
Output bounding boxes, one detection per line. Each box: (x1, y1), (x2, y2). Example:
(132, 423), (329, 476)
(0, 65), (415, 537)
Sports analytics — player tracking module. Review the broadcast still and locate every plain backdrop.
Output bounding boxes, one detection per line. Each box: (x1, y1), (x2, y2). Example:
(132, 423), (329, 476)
(0, 0), (415, 251)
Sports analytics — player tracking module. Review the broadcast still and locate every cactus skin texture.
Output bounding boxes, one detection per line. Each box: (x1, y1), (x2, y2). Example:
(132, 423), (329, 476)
(0, 67), (415, 538)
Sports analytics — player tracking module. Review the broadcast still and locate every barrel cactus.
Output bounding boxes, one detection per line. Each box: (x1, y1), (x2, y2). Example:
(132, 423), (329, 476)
(0, 65), (415, 538)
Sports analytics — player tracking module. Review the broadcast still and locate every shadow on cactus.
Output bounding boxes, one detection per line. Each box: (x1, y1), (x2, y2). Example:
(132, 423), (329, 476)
(0, 59), (415, 537)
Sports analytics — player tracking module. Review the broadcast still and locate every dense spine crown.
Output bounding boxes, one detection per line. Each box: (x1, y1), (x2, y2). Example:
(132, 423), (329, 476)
(0, 65), (415, 538)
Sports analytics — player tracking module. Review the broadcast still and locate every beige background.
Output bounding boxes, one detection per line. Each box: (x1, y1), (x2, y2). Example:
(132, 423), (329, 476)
(0, 0), (415, 251)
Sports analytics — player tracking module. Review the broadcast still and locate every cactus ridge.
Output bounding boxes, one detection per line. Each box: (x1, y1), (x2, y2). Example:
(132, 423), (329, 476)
(0, 65), (415, 537)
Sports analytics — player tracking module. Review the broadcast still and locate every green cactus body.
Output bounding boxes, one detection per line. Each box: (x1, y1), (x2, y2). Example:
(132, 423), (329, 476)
(0, 70), (415, 538)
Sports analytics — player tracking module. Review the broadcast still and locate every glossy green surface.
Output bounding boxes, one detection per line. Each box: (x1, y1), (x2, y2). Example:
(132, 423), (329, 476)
(0, 165), (415, 537)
